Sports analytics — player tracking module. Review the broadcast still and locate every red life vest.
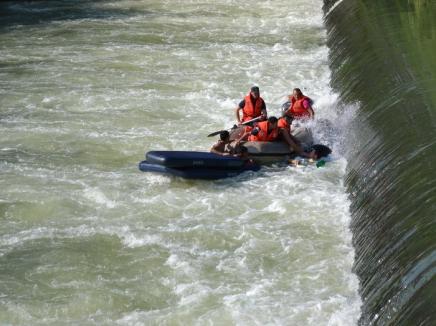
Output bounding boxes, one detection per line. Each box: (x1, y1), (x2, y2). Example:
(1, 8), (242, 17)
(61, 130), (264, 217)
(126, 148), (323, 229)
(278, 117), (289, 130)
(242, 94), (264, 122)
(244, 125), (253, 132)
(289, 96), (312, 119)
(248, 120), (279, 142)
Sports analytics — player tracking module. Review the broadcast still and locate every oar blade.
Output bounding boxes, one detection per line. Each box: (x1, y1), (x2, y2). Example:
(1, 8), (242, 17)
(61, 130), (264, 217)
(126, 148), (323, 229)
(207, 116), (262, 138)
(207, 130), (226, 137)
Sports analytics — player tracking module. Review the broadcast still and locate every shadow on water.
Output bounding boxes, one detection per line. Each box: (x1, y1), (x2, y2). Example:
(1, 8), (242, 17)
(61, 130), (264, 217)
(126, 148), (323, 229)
(0, 0), (151, 30)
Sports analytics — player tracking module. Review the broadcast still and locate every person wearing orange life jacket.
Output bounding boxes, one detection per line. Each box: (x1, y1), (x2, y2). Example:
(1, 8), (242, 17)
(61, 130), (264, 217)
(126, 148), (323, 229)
(235, 86), (267, 124)
(278, 114), (293, 132)
(278, 114), (316, 152)
(277, 114), (302, 145)
(236, 117), (315, 158)
(284, 88), (315, 120)
(248, 118), (279, 142)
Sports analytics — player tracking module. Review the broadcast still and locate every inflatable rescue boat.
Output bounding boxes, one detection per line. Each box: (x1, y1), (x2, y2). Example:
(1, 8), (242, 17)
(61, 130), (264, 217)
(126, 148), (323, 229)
(139, 151), (260, 180)
(138, 126), (313, 180)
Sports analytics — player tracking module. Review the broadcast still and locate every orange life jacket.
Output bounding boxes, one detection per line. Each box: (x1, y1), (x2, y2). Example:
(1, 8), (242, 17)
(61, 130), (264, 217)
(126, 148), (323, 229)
(289, 95), (312, 119)
(278, 117), (289, 130)
(244, 125), (253, 133)
(248, 120), (279, 142)
(242, 94), (264, 122)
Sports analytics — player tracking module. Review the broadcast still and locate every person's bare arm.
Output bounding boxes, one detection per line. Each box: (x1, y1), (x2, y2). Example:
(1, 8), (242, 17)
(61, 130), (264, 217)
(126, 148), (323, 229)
(284, 101), (293, 117)
(307, 106), (315, 119)
(289, 133), (301, 146)
(235, 107), (242, 123)
(210, 146), (221, 155)
(260, 108), (267, 120)
(280, 129), (310, 157)
(235, 129), (251, 144)
(210, 142), (226, 155)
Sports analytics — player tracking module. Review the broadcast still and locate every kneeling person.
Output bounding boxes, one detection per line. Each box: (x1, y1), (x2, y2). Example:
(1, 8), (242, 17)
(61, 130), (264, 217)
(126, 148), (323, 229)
(248, 117), (280, 142)
(238, 116), (313, 158)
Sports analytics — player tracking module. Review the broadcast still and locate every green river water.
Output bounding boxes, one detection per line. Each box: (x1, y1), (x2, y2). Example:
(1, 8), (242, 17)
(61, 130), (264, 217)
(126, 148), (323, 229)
(0, 1), (361, 324)
(325, 0), (436, 325)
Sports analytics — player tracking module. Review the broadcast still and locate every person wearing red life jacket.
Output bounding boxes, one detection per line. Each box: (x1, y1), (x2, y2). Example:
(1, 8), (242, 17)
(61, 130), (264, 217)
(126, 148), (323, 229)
(277, 114), (303, 146)
(248, 119), (279, 142)
(278, 115), (293, 132)
(236, 117), (315, 158)
(284, 88), (314, 120)
(235, 86), (267, 124)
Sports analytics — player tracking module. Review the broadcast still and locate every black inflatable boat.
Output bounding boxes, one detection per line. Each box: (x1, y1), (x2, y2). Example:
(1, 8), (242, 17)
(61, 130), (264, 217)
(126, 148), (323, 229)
(139, 151), (260, 180)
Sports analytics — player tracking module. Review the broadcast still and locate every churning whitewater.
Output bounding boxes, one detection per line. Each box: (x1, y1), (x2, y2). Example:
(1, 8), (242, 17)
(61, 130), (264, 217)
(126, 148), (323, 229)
(0, 0), (361, 324)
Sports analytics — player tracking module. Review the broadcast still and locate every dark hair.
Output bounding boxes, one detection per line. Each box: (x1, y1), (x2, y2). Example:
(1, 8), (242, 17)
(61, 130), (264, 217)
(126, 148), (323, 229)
(238, 145), (248, 153)
(250, 86), (260, 93)
(268, 116), (278, 124)
(220, 130), (230, 141)
(311, 144), (332, 159)
(281, 112), (294, 121)
(293, 88), (303, 96)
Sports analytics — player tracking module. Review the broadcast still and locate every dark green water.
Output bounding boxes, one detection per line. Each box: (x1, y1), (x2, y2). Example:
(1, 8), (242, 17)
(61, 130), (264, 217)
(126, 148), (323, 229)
(324, 0), (436, 325)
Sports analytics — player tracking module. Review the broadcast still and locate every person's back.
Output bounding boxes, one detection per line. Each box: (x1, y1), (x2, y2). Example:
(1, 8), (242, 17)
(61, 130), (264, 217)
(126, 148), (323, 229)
(248, 117), (279, 142)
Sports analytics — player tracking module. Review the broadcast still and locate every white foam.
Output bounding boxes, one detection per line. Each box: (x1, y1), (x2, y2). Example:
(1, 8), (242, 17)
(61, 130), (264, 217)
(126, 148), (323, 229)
(83, 187), (117, 209)
(326, 0), (346, 17)
(165, 254), (195, 276)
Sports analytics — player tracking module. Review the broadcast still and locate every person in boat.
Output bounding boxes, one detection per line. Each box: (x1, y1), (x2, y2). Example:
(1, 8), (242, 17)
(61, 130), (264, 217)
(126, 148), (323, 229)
(235, 145), (257, 167)
(281, 93), (293, 114)
(235, 86), (267, 125)
(278, 113), (314, 149)
(283, 88), (315, 120)
(278, 114), (293, 133)
(236, 116), (316, 159)
(278, 114), (306, 148)
(210, 130), (234, 156)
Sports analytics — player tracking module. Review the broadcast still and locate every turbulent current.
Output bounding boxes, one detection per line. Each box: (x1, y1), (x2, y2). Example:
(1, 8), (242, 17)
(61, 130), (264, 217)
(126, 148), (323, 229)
(325, 0), (436, 325)
(0, 1), (362, 325)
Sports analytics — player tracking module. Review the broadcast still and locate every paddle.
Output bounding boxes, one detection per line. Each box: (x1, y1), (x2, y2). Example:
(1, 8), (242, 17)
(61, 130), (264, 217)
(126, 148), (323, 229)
(207, 116), (262, 137)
